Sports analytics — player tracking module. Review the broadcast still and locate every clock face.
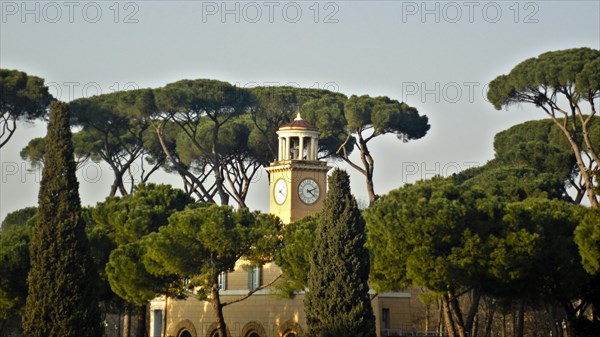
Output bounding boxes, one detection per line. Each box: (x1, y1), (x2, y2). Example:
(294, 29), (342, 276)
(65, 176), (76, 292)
(273, 179), (288, 205)
(298, 178), (320, 205)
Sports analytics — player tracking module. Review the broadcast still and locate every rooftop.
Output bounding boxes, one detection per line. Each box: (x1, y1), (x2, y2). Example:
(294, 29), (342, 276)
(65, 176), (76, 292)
(279, 112), (318, 131)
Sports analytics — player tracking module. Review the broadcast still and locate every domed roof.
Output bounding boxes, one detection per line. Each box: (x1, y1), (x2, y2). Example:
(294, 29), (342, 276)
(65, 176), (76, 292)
(279, 112), (318, 131)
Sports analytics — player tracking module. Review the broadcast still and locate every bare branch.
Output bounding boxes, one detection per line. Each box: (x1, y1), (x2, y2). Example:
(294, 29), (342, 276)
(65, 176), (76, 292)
(222, 274), (283, 307)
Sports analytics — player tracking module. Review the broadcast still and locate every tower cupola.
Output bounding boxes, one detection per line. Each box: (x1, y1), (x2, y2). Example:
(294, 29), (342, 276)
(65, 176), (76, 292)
(275, 112), (320, 161)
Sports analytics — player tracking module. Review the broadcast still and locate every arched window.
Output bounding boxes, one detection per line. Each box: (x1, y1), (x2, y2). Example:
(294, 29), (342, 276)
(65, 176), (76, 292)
(279, 320), (303, 337)
(179, 330), (192, 337)
(173, 320), (197, 337)
(241, 321), (266, 337)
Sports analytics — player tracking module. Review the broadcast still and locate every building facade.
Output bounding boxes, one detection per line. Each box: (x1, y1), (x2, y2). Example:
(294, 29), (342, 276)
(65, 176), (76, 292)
(149, 114), (411, 337)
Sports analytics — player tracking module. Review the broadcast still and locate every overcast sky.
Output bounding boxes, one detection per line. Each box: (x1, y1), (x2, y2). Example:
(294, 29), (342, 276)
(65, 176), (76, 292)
(1, 0), (599, 221)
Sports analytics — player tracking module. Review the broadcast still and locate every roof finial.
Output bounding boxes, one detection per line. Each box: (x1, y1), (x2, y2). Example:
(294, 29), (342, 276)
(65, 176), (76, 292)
(294, 111), (303, 121)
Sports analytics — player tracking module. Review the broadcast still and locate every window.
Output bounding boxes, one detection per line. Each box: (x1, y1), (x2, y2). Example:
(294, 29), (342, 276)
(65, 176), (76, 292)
(218, 271), (227, 291)
(283, 332), (297, 337)
(152, 310), (163, 337)
(247, 265), (261, 290)
(382, 308), (390, 330)
(247, 333), (261, 337)
(178, 331), (192, 337)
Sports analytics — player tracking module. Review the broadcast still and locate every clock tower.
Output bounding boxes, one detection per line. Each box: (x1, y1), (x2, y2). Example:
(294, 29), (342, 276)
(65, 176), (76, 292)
(266, 113), (330, 224)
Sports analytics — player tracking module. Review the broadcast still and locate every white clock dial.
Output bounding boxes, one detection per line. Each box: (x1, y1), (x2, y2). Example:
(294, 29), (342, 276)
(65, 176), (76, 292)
(273, 179), (288, 205)
(298, 178), (320, 205)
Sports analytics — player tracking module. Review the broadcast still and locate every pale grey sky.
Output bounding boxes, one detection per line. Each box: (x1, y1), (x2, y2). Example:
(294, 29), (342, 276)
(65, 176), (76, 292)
(1, 0), (599, 220)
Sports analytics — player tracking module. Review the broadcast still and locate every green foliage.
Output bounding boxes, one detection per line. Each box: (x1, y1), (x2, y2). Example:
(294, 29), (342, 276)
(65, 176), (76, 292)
(69, 89), (164, 196)
(489, 199), (589, 300)
(492, 117), (600, 192)
(0, 207), (36, 320)
(0, 217), (31, 320)
(22, 101), (102, 337)
(459, 164), (569, 202)
(106, 240), (173, 305)
(91, 183), (194, 246)
(154, 79), (255, 205)
(366, 165), (597, 334)
(336, 95), (429, 204)
(19, 137), (46, 167)
(1, 207), (37, 231)
(131, 204), (282, 337)
(249, 86), (429, 205)
(143, 204), (282, 295)
(174, 116), (259, 200)
(20, 133), (96, 169)
(274, 215), (317, 297)
(365, 176), (488, 293)
(487, 47), (600, 109)
(155, 79), (251, 120)
(305, 169), (376, 337)
(94, 183), (193, 308)
(487, 47), (600, 207)
(367, 170), (590, 294)
(300, 93), (349, 156)
(345, 95), (429, 142)
(248, 86), (347, 163)
(493, 119), (571, 155)
(0, 68), (53, 148)
(574, 209), (600, 274)
(82, 208), (117, 303)
(497, 140), (575, 179)
(317, 322), (373, 337)
(106, 202), (284, 316)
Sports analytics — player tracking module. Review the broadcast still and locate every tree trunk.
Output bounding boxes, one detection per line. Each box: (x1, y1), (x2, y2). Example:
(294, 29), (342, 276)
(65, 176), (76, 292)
(135, 305), (146, 337)
(511, 306), (516, 337)
(425, 303), (430, 333)
(561, 300), (582, 337)
(465, 288), (481, 335)
(162, 297), (168, 337)
(515, 301), (524, 337)
(443, 296), (458, 337)
(212, 125), (229, 206)
(151, 121), (216, 204)
(211, 285), (228, 337)
(582, 168), (599, 208)
(108, 164), (129, 197)
(110, 177), (120, 197)
(122, 304), (131, 337)
(552, 118), (599, 208)
(483, 299), (495, 337)
(471, 314), (478, 337)
(357, 136), (377, 205)
(448, 293), (467, 337)
(438, 299), (444, 336)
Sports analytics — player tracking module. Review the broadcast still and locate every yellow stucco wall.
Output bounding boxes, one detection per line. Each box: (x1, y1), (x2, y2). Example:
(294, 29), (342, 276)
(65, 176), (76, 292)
(165, 261), (412, 337)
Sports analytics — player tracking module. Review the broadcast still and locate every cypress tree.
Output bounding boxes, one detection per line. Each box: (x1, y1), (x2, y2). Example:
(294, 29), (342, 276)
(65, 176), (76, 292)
(304, 169), (376, 337)
(23, 101), (102, 337)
